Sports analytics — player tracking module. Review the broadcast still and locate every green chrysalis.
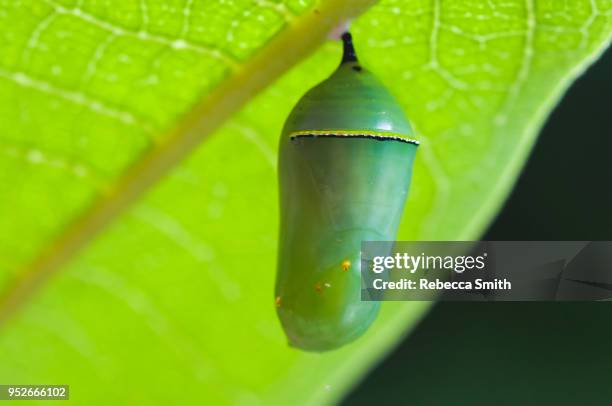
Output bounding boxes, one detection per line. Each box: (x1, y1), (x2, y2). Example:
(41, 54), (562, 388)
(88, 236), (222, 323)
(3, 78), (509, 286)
(275, 32), (418, 352)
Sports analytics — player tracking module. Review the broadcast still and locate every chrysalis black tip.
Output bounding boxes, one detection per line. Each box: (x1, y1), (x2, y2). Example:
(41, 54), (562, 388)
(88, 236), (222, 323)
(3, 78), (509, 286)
(341, 32), (358, 64)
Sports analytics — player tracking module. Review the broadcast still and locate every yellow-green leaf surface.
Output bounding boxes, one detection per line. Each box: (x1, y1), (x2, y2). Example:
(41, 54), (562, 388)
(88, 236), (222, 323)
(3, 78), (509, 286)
(0, 0), (611, 404)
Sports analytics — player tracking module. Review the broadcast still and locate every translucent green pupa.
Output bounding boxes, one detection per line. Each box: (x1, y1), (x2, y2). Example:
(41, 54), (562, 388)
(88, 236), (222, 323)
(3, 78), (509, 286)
(275, 32), (418, 352)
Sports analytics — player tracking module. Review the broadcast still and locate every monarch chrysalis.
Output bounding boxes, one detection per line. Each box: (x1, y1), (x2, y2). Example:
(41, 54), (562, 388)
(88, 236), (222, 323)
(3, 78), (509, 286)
(275, 32), (418, 352)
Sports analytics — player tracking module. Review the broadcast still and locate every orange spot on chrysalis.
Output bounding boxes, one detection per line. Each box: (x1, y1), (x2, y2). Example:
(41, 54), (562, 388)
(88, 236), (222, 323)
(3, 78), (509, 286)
(275, 296), (281, 307)
(315, 282), (322, 292)
(341, 259), (351, 271)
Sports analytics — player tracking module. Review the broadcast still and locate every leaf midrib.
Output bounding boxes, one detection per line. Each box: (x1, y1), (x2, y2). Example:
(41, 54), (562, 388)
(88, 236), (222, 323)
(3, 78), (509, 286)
(0, 0), (378, 329)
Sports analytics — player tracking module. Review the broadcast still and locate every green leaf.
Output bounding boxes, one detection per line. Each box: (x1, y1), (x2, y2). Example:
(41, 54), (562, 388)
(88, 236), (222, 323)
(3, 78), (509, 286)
(0, 0), (610, 404)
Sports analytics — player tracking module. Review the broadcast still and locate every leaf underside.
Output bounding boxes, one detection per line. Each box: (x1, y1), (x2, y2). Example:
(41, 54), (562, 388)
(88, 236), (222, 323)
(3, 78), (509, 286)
(0, 0), (610, 404)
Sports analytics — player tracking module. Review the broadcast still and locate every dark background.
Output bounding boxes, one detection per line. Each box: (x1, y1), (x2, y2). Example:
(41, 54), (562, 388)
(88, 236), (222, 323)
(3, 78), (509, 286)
(345, 47), (612, 405)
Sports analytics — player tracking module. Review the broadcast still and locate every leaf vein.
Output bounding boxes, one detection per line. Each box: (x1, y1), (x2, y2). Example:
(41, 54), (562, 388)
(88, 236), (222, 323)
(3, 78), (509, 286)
(42, 0), (240, 70)
(0, 68), (155, 134)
